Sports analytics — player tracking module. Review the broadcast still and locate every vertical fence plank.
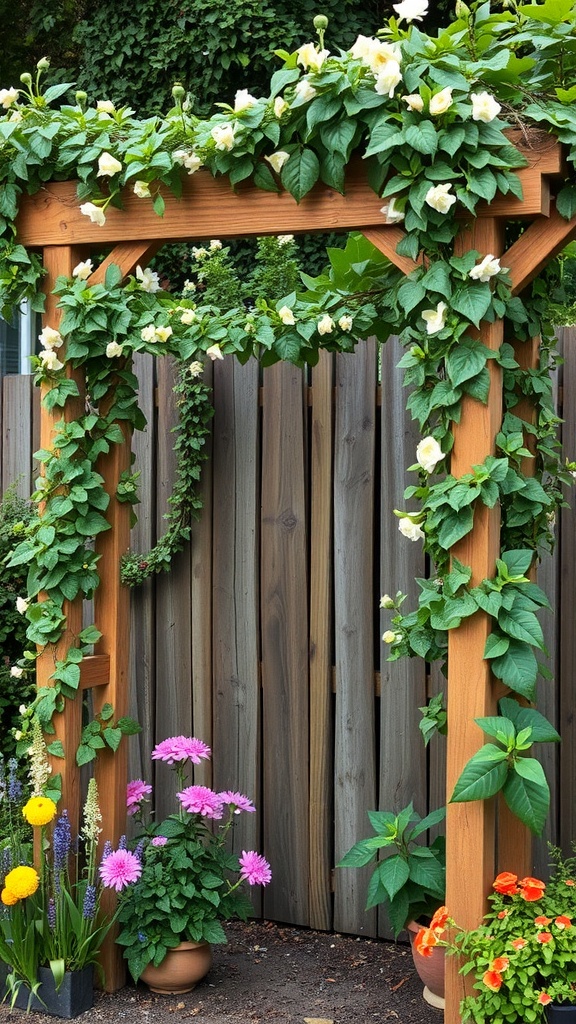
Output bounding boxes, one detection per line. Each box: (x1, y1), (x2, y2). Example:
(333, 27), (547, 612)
(559, 327), (576, 853)
(2, 376), (34, 496)
(261, 362), (309, 925)
(378, 336), (428, 937)
(212, 358), (260, 888)
(309, 349), (334, 931)
(333, 341), (377, 937)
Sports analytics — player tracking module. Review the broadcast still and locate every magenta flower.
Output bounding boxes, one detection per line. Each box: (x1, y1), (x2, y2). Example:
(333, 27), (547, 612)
(99, 849), (142, 892)
(177, 785), (224, 819)
(218, 791), (256, 814)
(239, 851), (272, 886)
(151, 836), (167, 847)
(126, 779), (153, 815)
(151, 736), (211, 765)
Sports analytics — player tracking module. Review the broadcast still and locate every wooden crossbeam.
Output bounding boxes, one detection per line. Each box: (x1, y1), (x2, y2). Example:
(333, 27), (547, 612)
(79, 654), (110, 690)
(360, 226), (420, 275)
(88, 241), (162, 286)
(505, 204), (576, 295)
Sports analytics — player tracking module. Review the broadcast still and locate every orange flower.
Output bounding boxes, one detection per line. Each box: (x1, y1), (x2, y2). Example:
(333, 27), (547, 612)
(430, 906), (449, 934)
(520, 876), (546, 889)
(536, 931), (553, 944)
(521, 882), (546, 902)
(534, 916), (552, 927)
(490, 957), (510, 972)
(483, 970), (503, 992)
(497, 910), (508, 919)
(555, 916), (572, 930)
(414, 926), (437, 958)
(511, 937), (527, 950)
(493, 872), (519, 895)
(565, 879), (575, 887)
(538, 993), (552, 1006)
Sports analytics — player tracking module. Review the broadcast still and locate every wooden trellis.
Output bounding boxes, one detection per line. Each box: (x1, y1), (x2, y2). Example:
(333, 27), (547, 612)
(15, 131), (576, 1021)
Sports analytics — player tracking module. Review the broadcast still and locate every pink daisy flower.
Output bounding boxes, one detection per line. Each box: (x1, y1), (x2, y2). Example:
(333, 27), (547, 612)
(99, 849), (142, 892)
(177, 785), (224, 819)
(239, 850), (272, 886)
(126, 779), (153, 814)
(151, 736), (211, 765)
(218, 791), (256, 814)
(151, 836), (167, 847)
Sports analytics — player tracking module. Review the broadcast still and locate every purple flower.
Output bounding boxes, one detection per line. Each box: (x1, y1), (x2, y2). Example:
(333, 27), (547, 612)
(118, 834), (127, 850)
(177, 785), (224, 819)
(218, 791), (256, 815)
(48, 897), (56, 930)
(101, 840), (112, 864)
(126, 779), (152, 815)
(100, 849), (142, 892)
(151, 836), (167, 847)
(82, 884), (97, 920)
(53, 812), (72, 872)
(151, 736), (211, 765)
(133, 841), (145, 861)
(238, 851), (272, 887)
(7, 759), (22, 802)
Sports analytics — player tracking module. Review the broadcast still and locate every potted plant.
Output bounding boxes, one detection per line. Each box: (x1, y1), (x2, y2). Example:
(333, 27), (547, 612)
(414, 847), (576, 1023)
(337, 801), (446, 1006)
(0, 722), (141, 1018)
(114, 735), (272, 993)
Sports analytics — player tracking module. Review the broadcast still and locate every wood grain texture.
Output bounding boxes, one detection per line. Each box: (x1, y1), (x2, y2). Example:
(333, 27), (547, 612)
(333, 341), (377, 938)
(506, 205), (576, 296)
(261, 361), (309, 925)
(1, 375), (33, 496)
(559, 328), (576, 853)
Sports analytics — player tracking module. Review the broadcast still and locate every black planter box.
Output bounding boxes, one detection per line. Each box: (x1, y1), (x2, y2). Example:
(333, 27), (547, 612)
(3, 965), (93, 1019)
(545, 1005), (576, 1024)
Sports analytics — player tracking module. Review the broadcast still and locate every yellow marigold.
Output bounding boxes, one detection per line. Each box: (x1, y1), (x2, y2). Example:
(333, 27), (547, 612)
(1, 887), (19, 906)
(22, 796), (57, 827)
(4, 865), (39, 899)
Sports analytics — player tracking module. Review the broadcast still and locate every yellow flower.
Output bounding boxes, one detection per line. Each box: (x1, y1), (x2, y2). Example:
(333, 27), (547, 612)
(22, 795), (57, 827)
(4, 866), (39, 899)
(1, 887), (19, 906)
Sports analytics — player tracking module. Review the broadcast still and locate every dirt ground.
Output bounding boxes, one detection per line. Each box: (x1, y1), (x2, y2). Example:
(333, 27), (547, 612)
(0, 920), (443, 1024)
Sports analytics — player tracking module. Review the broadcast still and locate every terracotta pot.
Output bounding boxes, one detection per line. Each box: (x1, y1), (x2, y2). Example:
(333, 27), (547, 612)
(140, 941), (212, 995)
(407, 920), (445, 1011)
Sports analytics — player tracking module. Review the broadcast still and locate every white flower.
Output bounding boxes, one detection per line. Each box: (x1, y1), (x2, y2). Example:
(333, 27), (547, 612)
(183, 152), (202, 174)
(350, 35), (374, 61)
(9, 110), (22, 123)
(154, 325), (173, 343)
(96, 100), (115, 114)
(374, 60), (402, 98)
(16, 597), (29, 614)
(97, 151), (122, 176)
(38, 326), (63, 350)
(421, 301), (448, 335)
(398, 516), (425, 541)
(293, 80), (318, 104)
(317, 314), (334, 335)
(80, 202), (106, 226)
(183, 279), (196, 293)
(211, 123), (236, 151)
(393, 0), (429, 22)
(19, 704), (28, 714)
(365, 41), (402, 75)
(133, 180), (151, 198)
(278, 234), (294, 245)
(380, 594), (395, 609)
(382, 630), (397, 644)
(296, 43), (329, 71)
(14, 730), (23, 742)
(136, 265), (161, 293)
(416, 436), (444, 473)
(140, 325), (157, 343)
(206, 344), (224, 361)
(469, 254), (502, 282)
(234, 89), (258, 112)
(39, 350), (64, 371)
(180, 309), (197, 325)
(425, 183), (457, 214)
(264, 150), (290, 174)
(106, 341), (124, 358)
(471, 91), (501, 123)
(0, 87), (19, 109)
(10, 666), (24, 678)
(192, 246), (208, 260)
(278, 305), (296, 326)
(274, 96), (289, 118)
(429, 87), (453, 115)
(189, 361), (203, 377)
(402, 93), (424, 112)
(380, 198), (404, 224)
(338, 315), (353, 332)
(209, 239), (222, 250)
(72, 259), (94, 280)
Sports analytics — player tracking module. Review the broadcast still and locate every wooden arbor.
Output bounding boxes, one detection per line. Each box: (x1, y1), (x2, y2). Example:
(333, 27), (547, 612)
(15, 133), (576, 1020)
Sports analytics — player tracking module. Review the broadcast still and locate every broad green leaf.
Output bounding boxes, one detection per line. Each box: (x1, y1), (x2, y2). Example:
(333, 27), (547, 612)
(338, 838), (378, 868)
(364, 122), (404, 157)
(365, 869), (389, 911)
(503, 768), (549, 835)
(405, 121), (438, 157)
(378, 855), (410, 900)
(499, 699), (561, 743)
(474, 715), (515, 745)
(484, 633), (510, 659)
(491, 640), (538, 699)
(446, 339), (489, 386)
(387, 889), (410, 938)
(451, 284), (492, 327)
(280, 148), (320, 201)
(437, 506), (474, 549)
(498, 606), (545, 650)
(409, 806), (446, 839)
(501, 549), (534, 576)
(450, 745), (509, 803)
(397, 277), (426, 313)
(513, 756), (547, 786)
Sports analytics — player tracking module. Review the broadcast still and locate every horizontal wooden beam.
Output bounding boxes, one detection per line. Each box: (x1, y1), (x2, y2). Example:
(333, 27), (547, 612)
(16, 144), (561, 248)
(79, 653), (110, 689)
(505, 203), (576, 295)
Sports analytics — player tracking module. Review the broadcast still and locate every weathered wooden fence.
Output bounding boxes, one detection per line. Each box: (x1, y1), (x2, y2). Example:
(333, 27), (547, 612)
(1, 328), (574, 938)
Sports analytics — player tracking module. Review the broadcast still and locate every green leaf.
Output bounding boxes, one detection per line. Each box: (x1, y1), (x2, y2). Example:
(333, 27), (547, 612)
(364, 122), (404, 157)
(450, 745), (509, 803)
(105, 264), (122, 290)
(378, 855), (410, 901)
(501, 549), (534, 576)
(451, 284), (492, 327)
(280, 148), (320, 201)
(484, 633), (510, 659)
(446, 339), (489, 386)
(498, 606), (545, 650)
(46, 740), (65, 758)
(397, 277), (426, 314)
(503, 768), (549, 835)
(437, 506), (474, 549)
(103, 727), (122, 751)
(499, 699), (561, 743)
(405, 121), (438, 157)
(491, 640), (538, 699)
(76, 744), (96, 767)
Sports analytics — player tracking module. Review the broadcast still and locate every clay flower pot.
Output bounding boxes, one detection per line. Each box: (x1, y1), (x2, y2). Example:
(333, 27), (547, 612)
(140, 941), (212, 995)
(407, 921), (445, 1010)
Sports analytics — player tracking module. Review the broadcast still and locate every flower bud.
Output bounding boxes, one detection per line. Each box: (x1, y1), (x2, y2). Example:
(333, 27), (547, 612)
(75, 90), (87, 109)
(455, 0), (470, 15)
(172, 83), (186, 102)
(36, 57), (51, 71)
(313, 14), (328, 29)
(20, 73), (32, 87)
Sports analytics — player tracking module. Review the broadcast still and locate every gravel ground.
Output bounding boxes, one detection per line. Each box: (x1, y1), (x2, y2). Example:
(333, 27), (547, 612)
(0, 920), (443, 1024)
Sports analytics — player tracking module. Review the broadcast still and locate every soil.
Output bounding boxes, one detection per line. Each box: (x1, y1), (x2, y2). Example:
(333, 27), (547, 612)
(0, 920), (443, 1024)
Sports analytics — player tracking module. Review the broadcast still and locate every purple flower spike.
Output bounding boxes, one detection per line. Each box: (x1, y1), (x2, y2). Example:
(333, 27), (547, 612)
(82, 884), (97, 920)
(53, 811), (72, 872)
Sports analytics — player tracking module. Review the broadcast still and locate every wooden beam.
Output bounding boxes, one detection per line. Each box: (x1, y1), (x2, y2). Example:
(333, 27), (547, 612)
(79, 654), (110, 690)
(88, 241), (162, 287)
(505, 204), (576, 295)
(360, 226), (420, 275)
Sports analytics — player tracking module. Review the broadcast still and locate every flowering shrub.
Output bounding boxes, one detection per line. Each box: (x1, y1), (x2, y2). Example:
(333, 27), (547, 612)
(115, 735), (271, 982)
(414, 848), (576, 1022)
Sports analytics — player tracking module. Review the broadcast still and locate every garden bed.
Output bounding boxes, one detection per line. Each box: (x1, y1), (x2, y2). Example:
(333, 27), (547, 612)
(0, 920), (441, 1023)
